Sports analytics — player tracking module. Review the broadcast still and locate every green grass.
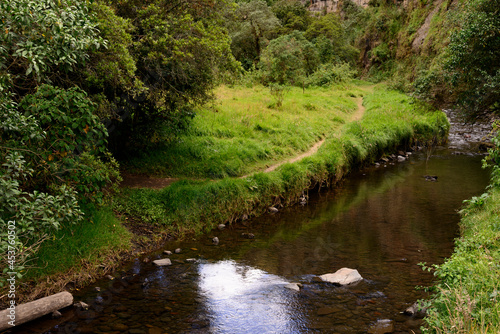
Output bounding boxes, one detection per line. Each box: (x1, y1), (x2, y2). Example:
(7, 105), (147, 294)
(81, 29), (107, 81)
(422, 180), (500, 333)
(123, 84), (366, 179)
(115, 83), (449, 236)
(25, 204), (131, 280)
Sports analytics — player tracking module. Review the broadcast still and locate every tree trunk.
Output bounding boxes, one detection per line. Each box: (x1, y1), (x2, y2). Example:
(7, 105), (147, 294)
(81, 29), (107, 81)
(0, 291), (73, 331)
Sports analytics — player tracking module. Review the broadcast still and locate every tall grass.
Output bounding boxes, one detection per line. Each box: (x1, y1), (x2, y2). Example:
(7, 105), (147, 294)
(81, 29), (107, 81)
(22, 204), (131, 291)
(116, 84), (449, 236)
(124, 84), (363, 178)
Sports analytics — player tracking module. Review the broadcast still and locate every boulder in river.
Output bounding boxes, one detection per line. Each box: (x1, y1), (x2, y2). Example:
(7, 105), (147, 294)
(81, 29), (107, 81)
(319, 268), (363, 285)
(367, 319), (394, 334)
(153, 258), (172, 266)
(404, 301), (427, 318)
(284, 283), (302, 291)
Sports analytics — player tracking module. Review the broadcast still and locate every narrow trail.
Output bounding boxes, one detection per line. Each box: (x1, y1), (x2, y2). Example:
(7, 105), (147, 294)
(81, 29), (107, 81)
(120, 94), (369, 189)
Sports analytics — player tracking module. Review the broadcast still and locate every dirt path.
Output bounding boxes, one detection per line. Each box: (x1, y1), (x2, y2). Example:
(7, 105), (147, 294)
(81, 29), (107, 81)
(121, 94), (368, 188)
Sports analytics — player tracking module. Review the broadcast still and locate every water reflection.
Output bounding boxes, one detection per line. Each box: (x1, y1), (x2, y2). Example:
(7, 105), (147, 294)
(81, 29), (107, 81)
(198, 260), (306, 333)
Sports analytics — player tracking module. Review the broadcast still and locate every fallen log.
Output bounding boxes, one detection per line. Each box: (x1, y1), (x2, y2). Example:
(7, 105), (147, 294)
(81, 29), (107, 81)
(0, 291), (73, 331)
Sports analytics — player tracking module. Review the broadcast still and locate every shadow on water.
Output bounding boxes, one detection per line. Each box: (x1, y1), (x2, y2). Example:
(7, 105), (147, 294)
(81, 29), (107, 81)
(12, 147), (491, 334)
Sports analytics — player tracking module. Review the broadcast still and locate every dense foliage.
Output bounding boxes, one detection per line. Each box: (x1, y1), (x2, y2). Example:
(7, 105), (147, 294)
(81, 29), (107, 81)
(0, 0), (117, 283)
(444, 0), (500, 119)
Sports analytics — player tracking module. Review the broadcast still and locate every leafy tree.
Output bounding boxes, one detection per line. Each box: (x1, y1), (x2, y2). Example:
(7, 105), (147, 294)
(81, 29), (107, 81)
(0, 0), (105, 97)
(229, 0), (281, 69)
(259, 31), (319, 86)
(272, 0), (311, 35)
(444, 0), (500, 119)
(305, 13), (359, 65)
(98, 0), (240, 154)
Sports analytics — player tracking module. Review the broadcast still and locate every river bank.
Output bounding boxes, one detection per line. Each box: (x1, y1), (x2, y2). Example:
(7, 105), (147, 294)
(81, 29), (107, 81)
(4, 83), (449, 310)
(422, 143), (500, 332)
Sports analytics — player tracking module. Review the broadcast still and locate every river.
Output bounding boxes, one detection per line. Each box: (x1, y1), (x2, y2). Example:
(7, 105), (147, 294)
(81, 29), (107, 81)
(11, 114), (494, 334)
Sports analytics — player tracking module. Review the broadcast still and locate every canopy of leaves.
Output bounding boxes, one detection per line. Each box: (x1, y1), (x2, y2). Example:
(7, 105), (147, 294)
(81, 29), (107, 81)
(0, 0), (105, 97)
(272, 0), (311, 35)
(444, 0), (500, 119)
(259, 31), (319, 85)
(229, 0), (281, 69)
(96, 0), (240, 154)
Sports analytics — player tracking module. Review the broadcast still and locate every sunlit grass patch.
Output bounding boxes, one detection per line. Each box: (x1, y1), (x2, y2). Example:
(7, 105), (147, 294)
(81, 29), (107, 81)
(124, 84), (361, 178)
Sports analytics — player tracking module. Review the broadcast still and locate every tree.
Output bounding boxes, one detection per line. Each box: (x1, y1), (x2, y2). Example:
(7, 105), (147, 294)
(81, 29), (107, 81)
(259, 31), (319, 86)
(229, 0), (281, 69)
(444, 0), (500, 120)
(0, 0), (105, 98)
(305, 13), (358, 65)
(272, 0), (311, 35)
(97, 0), (240, 154)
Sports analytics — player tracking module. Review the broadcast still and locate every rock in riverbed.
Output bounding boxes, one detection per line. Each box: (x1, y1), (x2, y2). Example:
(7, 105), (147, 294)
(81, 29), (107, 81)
(153, 258), (172, 266)
(284, 283), (302, 291)
(368, 319), (394, 334)
(319, 268), (363, 285)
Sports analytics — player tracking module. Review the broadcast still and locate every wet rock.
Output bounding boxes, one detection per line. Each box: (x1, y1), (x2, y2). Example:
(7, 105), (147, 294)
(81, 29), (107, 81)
(117, 312), (131, 319)
(268, 206), (279, 213)
(163, 250), (173, 255)
(73, 301), (89, 310)
(175, 248), (182, 254)
(51, 310), (62, 319)
(397, 155), (406, 162)
(380, 157), (389, 162)
(241, 232), (255, 239)
(94, 287), (101, 292)
(424, 175), (438, 182)
(129, 329), (146, 334)
(317, 306), (341, 316)
(212, 237), (219, 245)
(106, 274), (114, 280)
(185, 258), (197, 263)
(148, 327), (163, 334)
(319, 268), (363, 285)
(367, 319), (394, 334)
(284, 283), (302, 291)
(114, 305), (128, 312)
(112, 323), (129, 331)
(404, 302), (427, 318)
(95, 296), (104, 304)
(153, 258), (172, 266)
(217, 224), (226, 230)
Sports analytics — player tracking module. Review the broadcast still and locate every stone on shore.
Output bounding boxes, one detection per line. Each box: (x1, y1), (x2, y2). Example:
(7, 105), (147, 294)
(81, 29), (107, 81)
(319, 268), (363, 285)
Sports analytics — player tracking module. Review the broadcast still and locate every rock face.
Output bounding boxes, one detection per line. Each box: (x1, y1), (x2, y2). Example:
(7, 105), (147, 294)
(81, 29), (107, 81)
(319, 268), (363, 285)
(153, 258), (172, 266)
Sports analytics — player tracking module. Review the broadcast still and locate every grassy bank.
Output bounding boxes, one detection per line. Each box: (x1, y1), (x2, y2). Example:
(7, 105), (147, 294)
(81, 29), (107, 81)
(115, 83), (449, 236)
(423, 167), (500, 333)
(14, 204), (132, 304)
(124, 84), (363, 178)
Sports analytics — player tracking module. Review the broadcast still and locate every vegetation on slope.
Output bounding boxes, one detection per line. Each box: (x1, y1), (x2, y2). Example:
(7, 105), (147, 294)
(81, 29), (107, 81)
(114, 83), (448, 236)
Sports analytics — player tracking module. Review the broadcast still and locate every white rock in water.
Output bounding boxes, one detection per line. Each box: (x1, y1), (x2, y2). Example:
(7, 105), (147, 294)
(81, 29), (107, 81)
(284, 283), (302, 291)
(153, 258), (172, 266)
(319, 268), (363, 285)
(268, 206), (279, 213)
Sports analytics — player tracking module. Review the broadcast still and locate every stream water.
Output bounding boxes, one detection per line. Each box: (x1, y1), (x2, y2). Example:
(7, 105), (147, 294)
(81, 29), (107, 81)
(10, 114), (494, 334)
